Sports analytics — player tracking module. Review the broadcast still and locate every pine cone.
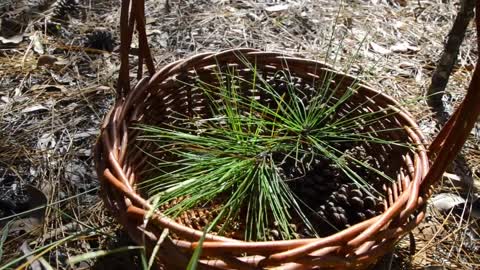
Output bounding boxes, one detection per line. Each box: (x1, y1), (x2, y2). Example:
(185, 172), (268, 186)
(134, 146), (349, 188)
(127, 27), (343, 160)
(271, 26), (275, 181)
(158, 196), (224, 234)
(51, 0), (79, 22)
(297, 181), (384, 238)
(289, 158), (341, 205)
(84, 28), (114, 52)
(330, 183), (383, 224)
(0, 0), (14, 13)
(0, 17), (24, 38)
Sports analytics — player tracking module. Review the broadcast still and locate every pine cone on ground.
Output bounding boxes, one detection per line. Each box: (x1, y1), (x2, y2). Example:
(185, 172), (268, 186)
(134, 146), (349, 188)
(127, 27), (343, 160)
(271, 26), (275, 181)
(51, 0), (79, 22)
(84, 28), (114, 52)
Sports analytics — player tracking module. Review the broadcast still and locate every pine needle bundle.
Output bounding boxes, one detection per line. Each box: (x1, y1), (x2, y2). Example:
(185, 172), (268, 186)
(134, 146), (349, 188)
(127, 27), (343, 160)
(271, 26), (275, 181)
(135, 56), (412, 241)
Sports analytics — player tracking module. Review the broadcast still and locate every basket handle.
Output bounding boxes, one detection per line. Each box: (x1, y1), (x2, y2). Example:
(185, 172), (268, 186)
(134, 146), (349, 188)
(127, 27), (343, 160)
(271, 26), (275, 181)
(422, 2), (480, 192)
(117, 0), (155, 97)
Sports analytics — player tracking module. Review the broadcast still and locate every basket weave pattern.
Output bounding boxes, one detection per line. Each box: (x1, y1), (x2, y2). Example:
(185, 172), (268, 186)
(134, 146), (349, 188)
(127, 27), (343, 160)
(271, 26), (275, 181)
(94, 1), (480, 269)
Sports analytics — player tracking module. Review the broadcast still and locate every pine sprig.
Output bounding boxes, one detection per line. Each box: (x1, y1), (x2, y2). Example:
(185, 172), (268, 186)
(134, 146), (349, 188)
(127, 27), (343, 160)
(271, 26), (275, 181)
(135, 56), (413, 240)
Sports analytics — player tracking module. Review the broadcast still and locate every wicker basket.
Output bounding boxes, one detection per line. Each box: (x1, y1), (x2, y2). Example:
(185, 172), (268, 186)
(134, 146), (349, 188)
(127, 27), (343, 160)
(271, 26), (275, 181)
(94, 1), (480, 269)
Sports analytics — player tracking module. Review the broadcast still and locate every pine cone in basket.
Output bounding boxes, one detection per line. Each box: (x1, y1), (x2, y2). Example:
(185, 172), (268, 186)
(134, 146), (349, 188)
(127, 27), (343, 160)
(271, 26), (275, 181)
(300, 182), (384, 238)
(290, 160), (342, 205)
(156, 196), (236, 237)
(264, 73), (316, 106)
(343, 144), (384, 186)
(289, 143), (387, 238)
(157, 196), (212, 230)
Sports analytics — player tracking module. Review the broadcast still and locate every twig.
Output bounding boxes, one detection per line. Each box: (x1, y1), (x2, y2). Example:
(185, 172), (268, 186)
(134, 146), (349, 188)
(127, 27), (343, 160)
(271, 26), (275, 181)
(165, 0), (170, 13)
(427, 0), (475, 124)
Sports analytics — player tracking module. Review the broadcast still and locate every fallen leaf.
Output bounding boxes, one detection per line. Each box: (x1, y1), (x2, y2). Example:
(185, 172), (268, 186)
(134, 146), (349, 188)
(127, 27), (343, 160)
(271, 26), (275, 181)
(20, 242), (43, 270)
(394, 21), (405, 29)
(31, 84), (67, 93)
(394, 0), (408, 7)
(422, 266), (446, 270)
(473, 122), (480, 140)
(73, 129), (98, 139)
(1, 185), (47, 235)
(96, 85), (111, 92)
(369, 42), (391, 55)
(471, 199), (480, 218)
(0, 96), (10, 104)
(145, 17), (156, 25)
(146, 29), (162, 36)
(390, 41), (420, 53)
(37, 133), (56, 151)
(78, 149), (92, 157)
(21, 104), (48, 113)
(51, 72), (73, 84)
(0, 34), (23, 45)
(37, 55), (57, 67)
(53, 57), (69, 66)
(265, 4), (289, 12)
(246, 12), (260, 21)
(415, 68), (423, 83)
(30, 32), (44, 54)
(443, 172), (461, 182)
(431, 193), (466, 212)
(0, 221), (11, 261)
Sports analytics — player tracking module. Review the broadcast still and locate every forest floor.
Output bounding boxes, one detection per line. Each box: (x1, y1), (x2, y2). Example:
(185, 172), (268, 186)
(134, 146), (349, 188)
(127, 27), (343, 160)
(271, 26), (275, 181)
(0, 0), (479, 269)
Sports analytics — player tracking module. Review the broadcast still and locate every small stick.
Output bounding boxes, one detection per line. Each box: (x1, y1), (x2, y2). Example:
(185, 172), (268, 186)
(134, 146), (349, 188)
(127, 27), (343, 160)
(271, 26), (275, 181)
(165, 0), (170, 13)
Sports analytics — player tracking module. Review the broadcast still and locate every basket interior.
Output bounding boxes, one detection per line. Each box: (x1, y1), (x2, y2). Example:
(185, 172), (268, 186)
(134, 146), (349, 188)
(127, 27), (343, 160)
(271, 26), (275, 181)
(124, 59), (416, 239)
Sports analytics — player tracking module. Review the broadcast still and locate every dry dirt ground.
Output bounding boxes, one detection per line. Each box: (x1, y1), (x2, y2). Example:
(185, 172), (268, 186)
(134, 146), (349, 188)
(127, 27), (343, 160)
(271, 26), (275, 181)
(0, 0), (479, 269)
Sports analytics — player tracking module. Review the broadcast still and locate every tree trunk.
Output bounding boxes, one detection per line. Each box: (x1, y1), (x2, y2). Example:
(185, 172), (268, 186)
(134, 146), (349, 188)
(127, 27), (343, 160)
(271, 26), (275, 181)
(427, 0), (476, 124)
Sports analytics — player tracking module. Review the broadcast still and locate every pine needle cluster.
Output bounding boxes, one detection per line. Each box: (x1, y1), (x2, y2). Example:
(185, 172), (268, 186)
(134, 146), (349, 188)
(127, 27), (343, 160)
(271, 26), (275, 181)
(136, 57), (410, 240)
